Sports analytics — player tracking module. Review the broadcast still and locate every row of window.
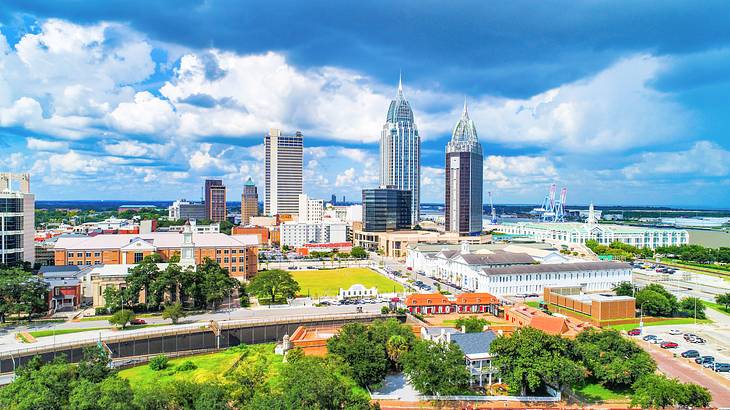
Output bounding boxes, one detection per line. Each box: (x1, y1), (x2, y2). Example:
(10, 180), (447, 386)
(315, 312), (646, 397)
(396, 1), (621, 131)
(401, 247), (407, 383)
(216, 256), (247, 264)
(492, 270), (628, 283)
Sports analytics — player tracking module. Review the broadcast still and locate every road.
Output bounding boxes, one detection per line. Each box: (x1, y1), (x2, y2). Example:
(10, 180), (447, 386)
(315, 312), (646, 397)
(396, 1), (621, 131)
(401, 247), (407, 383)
(0, 303), (387, 354)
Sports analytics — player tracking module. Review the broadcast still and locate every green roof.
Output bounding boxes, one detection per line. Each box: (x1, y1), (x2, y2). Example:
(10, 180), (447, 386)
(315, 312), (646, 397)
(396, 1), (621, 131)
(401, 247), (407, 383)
(244, 177), (255, 186)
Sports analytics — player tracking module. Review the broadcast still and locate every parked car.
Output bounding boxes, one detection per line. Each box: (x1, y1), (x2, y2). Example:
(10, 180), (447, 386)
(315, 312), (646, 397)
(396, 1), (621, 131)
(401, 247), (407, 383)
(681, 350), (700, 358)
(628, 328), (642, 336)
(683, 333), (697, 340)
(649, 338), (664, 344)
(130, 318), (146, 325)
(714, 363), (730, 372)
(643, 335), (657, 341)
(691, 337), (706, 344)
(660, 341), (679, 349)
(695, 356), (714, 365)
(668, 329), (682, 335)
(703, 361), (717, 369)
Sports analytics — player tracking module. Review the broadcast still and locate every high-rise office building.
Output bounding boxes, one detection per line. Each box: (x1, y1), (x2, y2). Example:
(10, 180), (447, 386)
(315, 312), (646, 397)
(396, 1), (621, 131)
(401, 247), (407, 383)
(264, 128), (303, 215)
(379, 75), (420, 226)
(330, 194), (337, 205)
(445, 101), (483, 235)
(0, 173), (35, 265)
(204, 179), (227, 222)
(298, 194), (324, 223)
(241, 178), (259, 225)
(362, 187), (412, 232)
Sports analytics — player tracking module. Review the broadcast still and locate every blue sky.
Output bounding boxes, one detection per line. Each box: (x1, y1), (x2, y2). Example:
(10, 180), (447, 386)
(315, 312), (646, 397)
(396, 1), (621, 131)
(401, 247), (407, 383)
(1, 1), (730, 207)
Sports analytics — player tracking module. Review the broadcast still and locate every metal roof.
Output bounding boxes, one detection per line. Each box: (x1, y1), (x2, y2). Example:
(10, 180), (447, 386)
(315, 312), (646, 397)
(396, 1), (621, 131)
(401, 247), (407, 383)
(482, 261), (631, 276)
(450, 331), (497, 355)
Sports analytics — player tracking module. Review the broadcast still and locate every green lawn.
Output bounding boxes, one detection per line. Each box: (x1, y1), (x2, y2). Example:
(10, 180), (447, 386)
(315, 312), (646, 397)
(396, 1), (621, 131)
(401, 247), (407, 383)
(290, 267), (404, 297)
(525, 301), (540, 308)
(608, 317), (712, 331)
(80, 312), (161, 322)
(119, 344), (282, 388)
(702, 300), (730, 316)
(574, 382), (632, 403)
(29, 323), (169, 338)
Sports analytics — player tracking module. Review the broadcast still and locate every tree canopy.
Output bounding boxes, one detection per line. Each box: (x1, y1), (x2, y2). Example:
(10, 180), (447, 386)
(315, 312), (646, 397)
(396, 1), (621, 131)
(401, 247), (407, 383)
(575, 329), (655, 387)
(635, 283), (677, 317)
(401, 339), (471, 395)
(631, 374), (711, 408)
(490, 327), (586, 395)
(454, 316), (489, 333)
(248, 269), (300, 304)
(612, 281), (634, 297)
(0, 267), (48, 322)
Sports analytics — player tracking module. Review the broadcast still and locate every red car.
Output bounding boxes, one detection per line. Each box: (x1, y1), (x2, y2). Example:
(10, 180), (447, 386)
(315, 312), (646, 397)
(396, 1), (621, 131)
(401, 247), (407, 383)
(130, 318), (146, 325)
(661, 341), (679, 349)
(627, 329), (641, 336)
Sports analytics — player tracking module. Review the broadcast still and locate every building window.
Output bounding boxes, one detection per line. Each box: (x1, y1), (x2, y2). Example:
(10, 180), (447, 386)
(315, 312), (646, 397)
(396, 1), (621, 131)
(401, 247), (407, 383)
(77, 261), (83, 265)
(77, 252), (83, 257)
(134, 252), (143, 263)
(216, 249), (221, 254)
(94, 252), (101, 257)
(224, 257), (229, 263)
(67, 262), (73, 266)
(239, 256), (245, 262)
(85, 252), (91, 257)
(216, 258), (221, 263)
(232, 249), (237, 254)
(224, 249), (229, 254)
(231, 266), (237, 272)
(67, 252), (73, 258)
(94, 261), (101, 265)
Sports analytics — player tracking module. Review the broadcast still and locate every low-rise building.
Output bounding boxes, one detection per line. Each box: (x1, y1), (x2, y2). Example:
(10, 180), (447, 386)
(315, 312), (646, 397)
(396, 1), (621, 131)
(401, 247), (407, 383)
(543, 286), (636, 323)
(338, 284), (378, 300)
(504, 304), (594, 337)
(353, 229), (491, 259)
(405, 293), (453, 314)
(52, 224), (259, 279)
(405, 292), (501, 315)
(449, 331), (499, 387)
(497, 221), (688, 249)
(280, 221), (349, 248)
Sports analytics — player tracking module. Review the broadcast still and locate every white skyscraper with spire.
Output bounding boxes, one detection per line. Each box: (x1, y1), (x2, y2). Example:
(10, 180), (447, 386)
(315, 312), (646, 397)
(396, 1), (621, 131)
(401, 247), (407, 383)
(379, 75), (420, 226)
(445, 99), (483, 235)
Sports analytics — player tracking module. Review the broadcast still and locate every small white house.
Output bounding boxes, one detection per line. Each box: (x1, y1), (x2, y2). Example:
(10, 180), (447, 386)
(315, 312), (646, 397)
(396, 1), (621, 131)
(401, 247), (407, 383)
(338, 284), (378, 300)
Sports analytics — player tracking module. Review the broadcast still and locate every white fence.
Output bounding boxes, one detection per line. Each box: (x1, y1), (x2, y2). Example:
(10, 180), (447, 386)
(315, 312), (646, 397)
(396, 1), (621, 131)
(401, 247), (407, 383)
(372, 386), (561, 403)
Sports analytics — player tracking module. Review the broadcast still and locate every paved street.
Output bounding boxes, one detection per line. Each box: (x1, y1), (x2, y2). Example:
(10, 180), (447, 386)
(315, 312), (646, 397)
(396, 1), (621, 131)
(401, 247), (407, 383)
(0, 303), (387, 354)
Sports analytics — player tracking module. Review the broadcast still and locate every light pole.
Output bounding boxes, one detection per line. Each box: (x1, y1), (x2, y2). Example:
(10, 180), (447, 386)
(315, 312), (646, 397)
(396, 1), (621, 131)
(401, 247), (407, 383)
(639, 302), (646, 335)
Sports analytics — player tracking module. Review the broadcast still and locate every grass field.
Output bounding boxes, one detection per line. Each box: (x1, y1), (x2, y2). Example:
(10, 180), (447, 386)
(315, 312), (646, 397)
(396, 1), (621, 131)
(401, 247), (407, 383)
(119, 344), (282, 388)
(608, 317), (712, 331)
(702, 300), (730, 316)
(29, 323), (168, 338)
(574, 381), (632, 403)
(290, 267), (404, 297)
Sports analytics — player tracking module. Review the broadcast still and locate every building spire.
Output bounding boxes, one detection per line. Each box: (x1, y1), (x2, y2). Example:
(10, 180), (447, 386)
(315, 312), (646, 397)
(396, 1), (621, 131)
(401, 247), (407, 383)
(397, 71), (404, 98)
(462, 96), (468, 118)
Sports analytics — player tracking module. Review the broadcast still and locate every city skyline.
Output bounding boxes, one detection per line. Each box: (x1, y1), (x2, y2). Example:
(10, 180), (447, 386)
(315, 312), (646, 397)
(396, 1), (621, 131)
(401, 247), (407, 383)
(2, 2), (730, 207)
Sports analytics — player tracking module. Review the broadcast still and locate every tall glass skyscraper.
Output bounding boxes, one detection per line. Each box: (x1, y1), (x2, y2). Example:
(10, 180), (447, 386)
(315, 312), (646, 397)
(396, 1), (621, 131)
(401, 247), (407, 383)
(445, 101), (483, 235)
(379, 75), (420, 226)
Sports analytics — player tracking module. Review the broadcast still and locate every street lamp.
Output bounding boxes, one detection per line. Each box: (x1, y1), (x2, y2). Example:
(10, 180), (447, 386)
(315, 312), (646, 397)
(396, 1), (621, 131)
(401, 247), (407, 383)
(639, 302), (647, 335)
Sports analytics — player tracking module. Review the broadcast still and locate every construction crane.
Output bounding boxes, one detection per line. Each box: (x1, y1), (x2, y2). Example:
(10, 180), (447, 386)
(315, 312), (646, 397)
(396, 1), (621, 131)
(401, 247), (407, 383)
(488, 191), (498, 224)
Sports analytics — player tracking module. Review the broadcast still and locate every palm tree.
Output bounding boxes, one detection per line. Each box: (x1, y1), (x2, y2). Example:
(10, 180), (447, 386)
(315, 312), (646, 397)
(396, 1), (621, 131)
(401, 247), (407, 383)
(385, 335), (410, 369)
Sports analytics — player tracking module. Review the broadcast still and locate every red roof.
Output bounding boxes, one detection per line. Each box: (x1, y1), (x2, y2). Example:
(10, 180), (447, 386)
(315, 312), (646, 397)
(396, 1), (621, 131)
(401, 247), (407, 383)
(405, 293), (451, 307)
(529, 316), (569, 335)
(454, 292), (499, 305)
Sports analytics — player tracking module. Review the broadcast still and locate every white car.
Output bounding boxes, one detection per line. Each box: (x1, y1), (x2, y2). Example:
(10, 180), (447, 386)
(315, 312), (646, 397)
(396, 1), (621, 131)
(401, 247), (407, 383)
(668, 329), (682, 335)
(650, 338), (665, 344)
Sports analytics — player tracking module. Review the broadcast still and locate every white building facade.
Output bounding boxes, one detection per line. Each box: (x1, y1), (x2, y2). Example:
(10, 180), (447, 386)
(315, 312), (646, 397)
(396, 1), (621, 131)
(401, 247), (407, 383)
(0, 173), (35, 265)
(280, 221), (349, 248)
(298, 194), (324, 223)
(265, 128), (304, 215)
(498, 221), (688, 249)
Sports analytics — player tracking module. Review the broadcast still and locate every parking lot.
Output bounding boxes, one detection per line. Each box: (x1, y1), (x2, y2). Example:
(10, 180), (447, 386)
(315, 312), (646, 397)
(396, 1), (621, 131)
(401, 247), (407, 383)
(630, 323), (730, 379)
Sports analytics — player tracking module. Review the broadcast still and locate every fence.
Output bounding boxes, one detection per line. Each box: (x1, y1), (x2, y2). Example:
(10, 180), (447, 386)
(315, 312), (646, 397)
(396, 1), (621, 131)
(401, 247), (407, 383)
(0, 312), (404, 374)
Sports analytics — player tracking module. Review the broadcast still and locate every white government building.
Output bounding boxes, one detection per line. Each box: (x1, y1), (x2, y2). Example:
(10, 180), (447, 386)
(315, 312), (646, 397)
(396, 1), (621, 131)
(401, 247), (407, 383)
(407, 242), (631, 296)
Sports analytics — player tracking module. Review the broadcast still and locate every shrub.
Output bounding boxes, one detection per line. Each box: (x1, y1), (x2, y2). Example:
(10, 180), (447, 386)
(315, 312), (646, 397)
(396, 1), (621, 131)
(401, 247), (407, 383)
(94, 307), (109, 316)
(149, 354), (169, 371)
(176, 360), (197, 371)
(381, 306), (391, 314)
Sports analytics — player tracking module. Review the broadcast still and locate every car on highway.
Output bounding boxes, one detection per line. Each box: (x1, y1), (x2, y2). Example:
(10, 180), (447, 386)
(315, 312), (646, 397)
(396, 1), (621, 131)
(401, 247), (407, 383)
(695, 356), (714, 366)
(660, 341), (679, 349)
(130, 318), (146, 325)
(668, 329), (682, 335)
(714, 363), (730, 372)
(628, 328), (641, 336)
(681, 350), (700, 358)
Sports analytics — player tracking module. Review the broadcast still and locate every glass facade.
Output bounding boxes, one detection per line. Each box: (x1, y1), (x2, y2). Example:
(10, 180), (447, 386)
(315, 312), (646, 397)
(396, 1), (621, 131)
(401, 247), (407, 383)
(0, 196), (24, 264)
(362, 188), (412, 232)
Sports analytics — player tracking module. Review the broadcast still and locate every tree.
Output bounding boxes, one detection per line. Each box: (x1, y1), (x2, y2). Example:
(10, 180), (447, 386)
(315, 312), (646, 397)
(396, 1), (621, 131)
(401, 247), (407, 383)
(126, 254), (162, 306)
(490, 327), (585, 395)
(109, 309), (135, 329)
(277, 356), (372, 410)
(636, 289), (673, 317)
(69, 379), (102, 410)
(149, 354), (169, 371)
(612, 281), (635, 297)
(679, 297), (706, 319)
(385, 335), (410, 370)
(161, 302), (186, 324)
(238, 281), (251, 307)
(198, 258), (239, 310)
(575, 329), (655, 387)
(401, 340), (471, 395)
(248, 269), (300, 304)
(77, 346), (112, 383)
(0, 267), (48, 322)
(715, 292), (730, 311)
(327, 323), (389, 387)
(0, 356), (77, 409)
(631, 374), (711, 408)
(103, 286), (135, 313)
(97, 376), (137, 410)
(350, 246), (367, 259)
(454, 316), (489, 333)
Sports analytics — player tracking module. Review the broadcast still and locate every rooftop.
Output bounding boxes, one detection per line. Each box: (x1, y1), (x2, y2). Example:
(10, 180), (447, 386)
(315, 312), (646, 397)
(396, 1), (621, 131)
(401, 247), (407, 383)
(450, 331), (497, 356)
(481, 261), (631, 276)
(502, 221), (687, 235)
(53, 232), (259, 250)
